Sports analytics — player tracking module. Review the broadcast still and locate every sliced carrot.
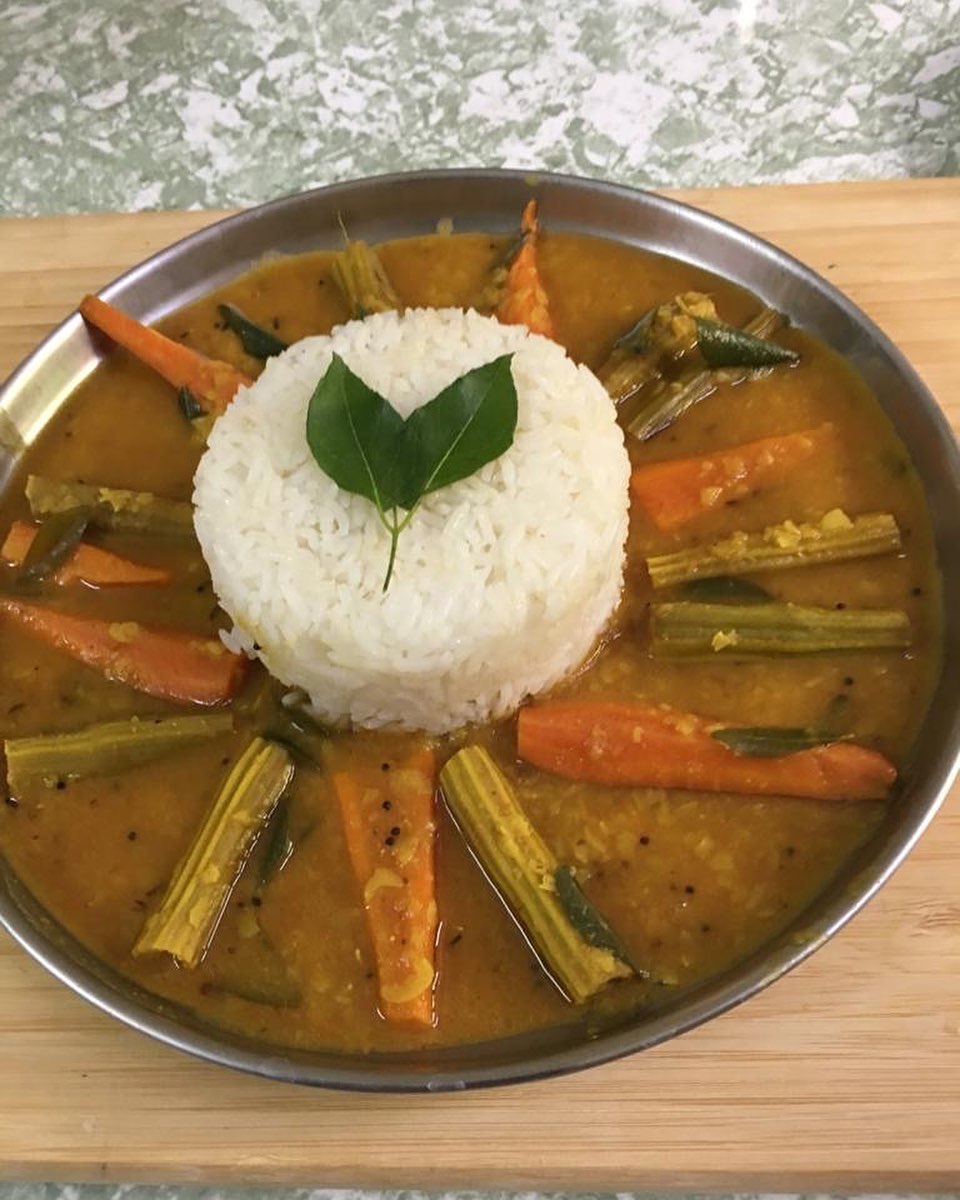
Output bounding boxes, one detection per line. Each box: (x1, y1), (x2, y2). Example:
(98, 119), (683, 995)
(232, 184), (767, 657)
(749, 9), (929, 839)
(1, 521), (171, 587)
(0, 597), (246, 705)
(630, 424), (834, 532)
(517, 699), (896, 801)
(331, 747), (438, 1028)
(496, 199), (556, 339)
(79, 294), (252, 417)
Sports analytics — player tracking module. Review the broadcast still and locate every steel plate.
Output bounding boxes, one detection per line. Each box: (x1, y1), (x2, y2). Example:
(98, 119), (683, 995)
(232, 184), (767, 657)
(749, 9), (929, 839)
(1, 168), (959, 1091)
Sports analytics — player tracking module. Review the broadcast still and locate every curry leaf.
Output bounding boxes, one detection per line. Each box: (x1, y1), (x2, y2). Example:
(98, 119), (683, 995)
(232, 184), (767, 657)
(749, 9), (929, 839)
(611, 306), (656, 355)
(257, 796), (294, 888)
(554, 866), (636, 969)
(695, 317), (799, 369)
(398, 354), (518, 508)
(177, 386), (205, 422)
(678, 575), (773, 605)
(17, 506), (94, 586)
(712, 726), (851, 757)
(305, 352), (518, 590)
(305, 354), (408, 514)
(218, 304), (289, 360)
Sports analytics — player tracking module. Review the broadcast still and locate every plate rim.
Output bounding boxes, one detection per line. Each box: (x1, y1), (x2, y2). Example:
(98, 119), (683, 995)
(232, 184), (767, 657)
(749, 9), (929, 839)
(2, 166), (959, 1092)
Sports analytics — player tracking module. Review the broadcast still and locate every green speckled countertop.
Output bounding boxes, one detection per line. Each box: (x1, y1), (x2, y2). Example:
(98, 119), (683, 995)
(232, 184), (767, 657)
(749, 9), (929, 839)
(1, 0), (957, 217)
(1, 0), (959, 1196)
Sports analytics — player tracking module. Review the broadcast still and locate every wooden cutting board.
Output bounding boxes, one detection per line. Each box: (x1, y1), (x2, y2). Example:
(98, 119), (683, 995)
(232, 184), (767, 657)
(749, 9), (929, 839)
(1, 178), (958, 1191)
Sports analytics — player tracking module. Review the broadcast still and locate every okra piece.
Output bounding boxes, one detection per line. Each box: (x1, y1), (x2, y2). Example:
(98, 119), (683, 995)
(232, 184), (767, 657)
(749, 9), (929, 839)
(599, 292), (718, 407)
(4, 712), (234, 792)
(440, 746), (633, 1003)
(133, 737), (294, 967)
(650, 601), (911, 656)
(627, 307), (785, 442)
(26, 475), (194, 538)
(646, 509), (901, 590)
(330, 241), (402, 318)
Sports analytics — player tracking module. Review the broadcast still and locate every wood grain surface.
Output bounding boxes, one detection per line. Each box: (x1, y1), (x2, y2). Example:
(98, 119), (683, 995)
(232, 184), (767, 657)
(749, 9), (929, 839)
(0, 178), (958, 1191)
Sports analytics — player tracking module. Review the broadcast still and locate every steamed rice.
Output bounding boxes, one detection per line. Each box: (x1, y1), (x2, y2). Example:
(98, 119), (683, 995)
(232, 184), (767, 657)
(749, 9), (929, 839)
(193, 307), (629, 733)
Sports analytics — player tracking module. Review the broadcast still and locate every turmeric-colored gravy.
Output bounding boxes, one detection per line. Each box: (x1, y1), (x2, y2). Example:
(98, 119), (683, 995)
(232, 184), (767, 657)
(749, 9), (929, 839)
(0, 230), (941, 1052)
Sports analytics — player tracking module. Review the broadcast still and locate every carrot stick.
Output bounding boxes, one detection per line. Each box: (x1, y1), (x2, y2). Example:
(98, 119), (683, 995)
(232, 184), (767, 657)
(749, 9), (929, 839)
(630, 424), (834, 532)
(331, 746), (438, 1027)
(0, 597), (247, 705)
(79, 295), (252, 417)
(1, 521), (171, 586)
(496, 199), (556, 339)
(517, 700), (896, 801)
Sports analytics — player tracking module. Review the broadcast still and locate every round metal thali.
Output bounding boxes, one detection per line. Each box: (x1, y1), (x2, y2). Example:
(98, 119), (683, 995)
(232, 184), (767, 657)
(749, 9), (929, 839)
(1, 169), (958, 1091)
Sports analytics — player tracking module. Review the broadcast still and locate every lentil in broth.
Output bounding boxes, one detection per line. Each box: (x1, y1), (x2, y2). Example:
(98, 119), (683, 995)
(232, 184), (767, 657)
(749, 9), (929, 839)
(0, 228), (940, 1053)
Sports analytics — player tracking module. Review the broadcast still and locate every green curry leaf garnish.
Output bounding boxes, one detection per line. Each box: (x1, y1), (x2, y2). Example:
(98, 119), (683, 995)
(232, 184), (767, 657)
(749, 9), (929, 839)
(17, 506), (95, 586)
(306, 353), (517, 590)
(711, 726), (853, 757)
(218, 304), (289, 360)
(611, 306), (656, 355)
(177, 386), (205, 422)
(695, 317), (799, 369)
(257, 796), (295, 888)
(677, 575), (774, 604)
(554, 865), (636, 969)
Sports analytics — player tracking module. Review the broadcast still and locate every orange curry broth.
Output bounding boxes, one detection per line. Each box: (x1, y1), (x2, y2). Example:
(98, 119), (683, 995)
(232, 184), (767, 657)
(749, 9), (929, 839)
(0, 229), (941, 1052)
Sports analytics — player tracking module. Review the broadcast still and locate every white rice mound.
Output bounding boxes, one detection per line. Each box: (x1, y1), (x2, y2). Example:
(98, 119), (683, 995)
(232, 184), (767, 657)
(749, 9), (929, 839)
(193, 308), (630, 733)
